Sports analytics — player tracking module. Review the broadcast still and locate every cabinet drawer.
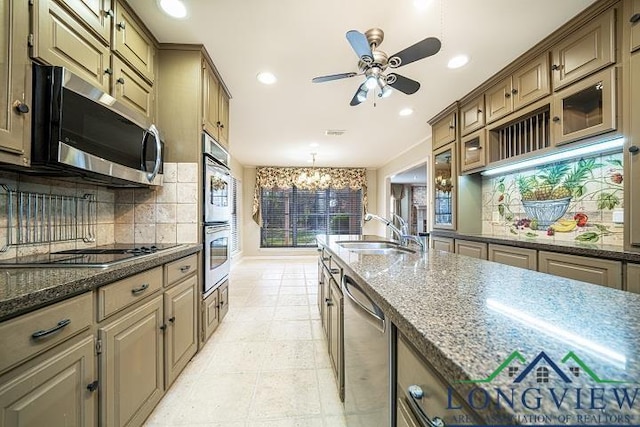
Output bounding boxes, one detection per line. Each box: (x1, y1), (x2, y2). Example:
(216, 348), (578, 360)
(97, 267), (163, 321)
(488, 243), (537, 270)
(112, 0), (155, 83)
(165, 254), (198, 287)
(218, 280), (229, 322)
(454, 239), (487, 259)
(0, 292), (93, 374)
(397, 334), (479, 425)
(538, 251), (622, 289)
(32, 0), (110, 92)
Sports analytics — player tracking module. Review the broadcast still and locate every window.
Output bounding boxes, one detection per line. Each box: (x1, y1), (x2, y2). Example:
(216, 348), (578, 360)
(260, 187), (362, 248)
(536, 367), (549, 383)
(230, 177), (241, 254)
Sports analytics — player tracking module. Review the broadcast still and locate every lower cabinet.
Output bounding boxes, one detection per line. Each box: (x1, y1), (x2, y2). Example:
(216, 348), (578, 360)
(201, 288), (220, 345)
(454, 239), (487, 259)
(164, 276), (198, 388)
(626, 263), (640, 294)
(488, 243), (537, 270)
(328, 277), (344, 400)
(430, 236), (455, 253)
(538, 251), (622, 289)
(396, 333), (481, 426)
(99, 295), (164, 427)
(0, 334), (97, 427)
(218, 280), (229, 322)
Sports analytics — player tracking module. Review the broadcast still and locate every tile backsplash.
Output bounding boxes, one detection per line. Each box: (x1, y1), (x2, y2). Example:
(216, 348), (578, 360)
(481, 152), (624, 246)
(0, 162), (199, 261)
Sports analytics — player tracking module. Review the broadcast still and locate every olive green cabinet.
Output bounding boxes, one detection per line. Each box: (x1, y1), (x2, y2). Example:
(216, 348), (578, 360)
(631, 0), (640, 53)
(431, 110), (457, 149)
(112, 56), (155, 122)
(58, 0), (112, 43)
(164, 275), (198, 388)
(218, 280), (230, 322)
(538, 251), (622, 289)
(99, 295), (164, 427)
(0, 335), (97, 427)
(630, 52), (640, 247)
(201, 288), (220, 345)
(460, 129), (486, 173)
(433, 144), (456, 230)
(626, 263), (640, 294)
(460, 96), (484, 136)
(0, 0), (31, 167)
(488, 244), (537, 270)
(112, 0), (155, 83)
(454, 239), (487, 259)
(551, 8), (616, 91)
(430, 236), (454, 253)
(396, 333), (481, 426)
(203, 61), (230, 148)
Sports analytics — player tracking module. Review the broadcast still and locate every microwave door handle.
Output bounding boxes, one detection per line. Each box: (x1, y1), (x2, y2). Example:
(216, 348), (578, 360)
(146, 124), (162, 182)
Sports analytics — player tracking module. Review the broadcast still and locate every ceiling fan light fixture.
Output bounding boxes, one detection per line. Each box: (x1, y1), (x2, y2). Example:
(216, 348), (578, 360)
(356, 87), (368, 103)
(365, 76), (378, 90)
(158, 0), (187, 18)
(380, 85), (393, 98)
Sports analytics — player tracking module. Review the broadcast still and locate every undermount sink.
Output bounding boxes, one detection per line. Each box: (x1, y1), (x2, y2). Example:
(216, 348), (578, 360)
(336, 241), (415, 255)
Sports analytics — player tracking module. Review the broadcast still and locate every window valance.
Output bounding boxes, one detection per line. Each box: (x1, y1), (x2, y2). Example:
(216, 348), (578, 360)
(252, 167), (368, 225)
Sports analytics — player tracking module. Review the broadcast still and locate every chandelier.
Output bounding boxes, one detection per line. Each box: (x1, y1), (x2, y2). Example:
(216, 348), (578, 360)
(297, 153), (331, 190)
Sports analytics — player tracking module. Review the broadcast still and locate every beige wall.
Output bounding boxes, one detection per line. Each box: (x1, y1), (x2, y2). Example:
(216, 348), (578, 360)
(241, 167), (377, 257)
(372, 138), (431, 236)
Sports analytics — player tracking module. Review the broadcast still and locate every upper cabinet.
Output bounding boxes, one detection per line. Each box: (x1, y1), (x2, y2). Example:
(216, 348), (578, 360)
(551, 8), (615, 91)
(0, 0), (31, 166)
(433, 143), (456, 230)
(112, 0), (155, 84)
(632, 0), (640, 53)
(460, 95), (484, 136)
(431, 109), (457, 149)
(30, 0), (157, 124)
(203, 61), (230, 148)
(485, 53), (550, 124)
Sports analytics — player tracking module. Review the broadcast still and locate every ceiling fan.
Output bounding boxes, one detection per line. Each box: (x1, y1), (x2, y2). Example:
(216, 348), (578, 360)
(312, 28), (441, 106)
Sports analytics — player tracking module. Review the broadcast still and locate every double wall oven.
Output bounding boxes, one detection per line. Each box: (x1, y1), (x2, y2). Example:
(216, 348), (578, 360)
(203, 133), (232, 296)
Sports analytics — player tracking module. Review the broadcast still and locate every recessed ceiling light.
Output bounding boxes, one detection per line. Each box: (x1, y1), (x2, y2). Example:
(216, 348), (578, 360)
(399, 108), (414, 116)
(257, 72), (277, 85)
(158, 0), (187, 18)
(448, 55), (469, 69)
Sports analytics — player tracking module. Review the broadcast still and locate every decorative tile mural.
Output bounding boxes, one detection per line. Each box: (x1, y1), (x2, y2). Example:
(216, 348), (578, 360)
(482, 152), (624, 246)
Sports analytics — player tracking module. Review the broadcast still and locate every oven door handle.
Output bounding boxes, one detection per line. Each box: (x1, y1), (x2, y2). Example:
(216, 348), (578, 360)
(146, 124), (162, 183)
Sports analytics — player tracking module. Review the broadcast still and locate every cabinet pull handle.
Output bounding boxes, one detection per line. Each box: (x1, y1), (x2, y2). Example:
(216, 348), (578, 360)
(551, 64), (562, 71)
(160, 324), (167, 331)
(219, 300), (225, 307)
(131, 283), (149, 295)
(87, 380), (99, 392)
(117, 77), (125, 85)
(630, 13), (640, 23)
(477, 109), (482, 113)
(406, 385), (446, 427)
(117, 21), (126, 30)
(325, 297), (333, 306)
(104, 9), (114, 18)
(31, 319), (71, 339)
(104, 67), (113, 75)
(179, 265), (191, 273)
(13, 101), (29, 114)
(552, 116), (561, 122)
(330, 268), (340, 274)
(629, 145), (639, 154)
(168, 316), (176, 323)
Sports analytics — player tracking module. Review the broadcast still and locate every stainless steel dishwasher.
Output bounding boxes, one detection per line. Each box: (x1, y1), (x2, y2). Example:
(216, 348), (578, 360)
(342, 274), (392, 426)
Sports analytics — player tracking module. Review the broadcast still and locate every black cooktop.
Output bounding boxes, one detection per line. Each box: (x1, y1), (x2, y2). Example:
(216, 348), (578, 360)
(0, 244), (181, 268)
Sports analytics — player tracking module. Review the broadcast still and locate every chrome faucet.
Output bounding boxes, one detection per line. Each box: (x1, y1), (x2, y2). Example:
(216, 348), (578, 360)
(364, 213), (425, 252)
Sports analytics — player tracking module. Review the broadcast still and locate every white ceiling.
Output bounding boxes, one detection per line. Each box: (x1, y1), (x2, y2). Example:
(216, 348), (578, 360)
(131, 0), (595, 168)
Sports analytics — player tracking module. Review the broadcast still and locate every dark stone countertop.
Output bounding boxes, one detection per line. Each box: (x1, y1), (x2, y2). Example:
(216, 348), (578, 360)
(0, 244), (202, 322)
(318, 234), (640, 424)
(430, 230), (640, 263)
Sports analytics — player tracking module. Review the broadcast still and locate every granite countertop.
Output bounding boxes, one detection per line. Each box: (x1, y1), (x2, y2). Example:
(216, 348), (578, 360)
(318, 235), (640, 424)
(0, 244), (202, 322)
(430, 230), (640, 263)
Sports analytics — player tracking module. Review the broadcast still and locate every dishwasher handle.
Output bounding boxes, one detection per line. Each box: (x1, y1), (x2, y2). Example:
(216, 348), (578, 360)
(406, 385), (446, 427)
(342, 275), (385, 333)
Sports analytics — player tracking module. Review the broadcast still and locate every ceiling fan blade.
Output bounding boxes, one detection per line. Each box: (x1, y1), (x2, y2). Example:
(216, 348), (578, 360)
(387, 73), (421, 95)
(346, 30), (373, 63)
(312, 72), (358, 83)
(349, 83), (367, 106)
(389, 37), (441, 68)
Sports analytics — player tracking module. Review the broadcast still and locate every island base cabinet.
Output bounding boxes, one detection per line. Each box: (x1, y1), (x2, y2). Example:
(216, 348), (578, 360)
(396, 334), (481, 426)
(164, 276), (198, 389)
(0, 334), (96, 427)
(454, 239), (487, 259)
(488, 244), (537, 270)
(538, 251), (622, 289)
(99, 295), (164, 427)
(430, 236), (454, 253)
(626, 263), (640, 294)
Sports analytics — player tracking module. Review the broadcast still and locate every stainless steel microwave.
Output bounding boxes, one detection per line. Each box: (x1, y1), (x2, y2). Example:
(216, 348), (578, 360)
(30, 64), (163, 187)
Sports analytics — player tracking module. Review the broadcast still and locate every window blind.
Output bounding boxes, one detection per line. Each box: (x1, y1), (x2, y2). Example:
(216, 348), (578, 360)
(231, 177), (241, 254)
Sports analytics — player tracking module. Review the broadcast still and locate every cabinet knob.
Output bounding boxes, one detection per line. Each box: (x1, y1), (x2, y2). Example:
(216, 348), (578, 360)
(552, 116), (561, 122)
(219, 300), (224, 307)
(629, 145), (639, 153)
(511, 88), (518, 95)
(13, 101), (29, 114)
(117, 21), (126, 30)
(477, 109), (482, 113)
(104, 67), (113, 75)
(168, 316), (176, 323)
(104, 9), (114, 18)
(160, 324), (167, 331)
(551, 64), (561, 71)
(630, 13), (640, 23)
(504, 92), (511, 98)
(448, 125), (455, 129)
(87, 380), (99, 392)
(117, 77), (125, 85)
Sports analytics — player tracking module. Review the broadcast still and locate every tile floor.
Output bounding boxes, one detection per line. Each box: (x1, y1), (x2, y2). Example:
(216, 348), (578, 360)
(144, 257), (348, 427)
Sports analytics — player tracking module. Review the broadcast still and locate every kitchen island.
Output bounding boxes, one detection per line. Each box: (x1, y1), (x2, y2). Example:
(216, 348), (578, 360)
(317, 234), (640, 425)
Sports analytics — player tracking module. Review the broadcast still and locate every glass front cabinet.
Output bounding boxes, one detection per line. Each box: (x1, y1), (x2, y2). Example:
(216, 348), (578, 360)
(433, 143), (457, 229)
